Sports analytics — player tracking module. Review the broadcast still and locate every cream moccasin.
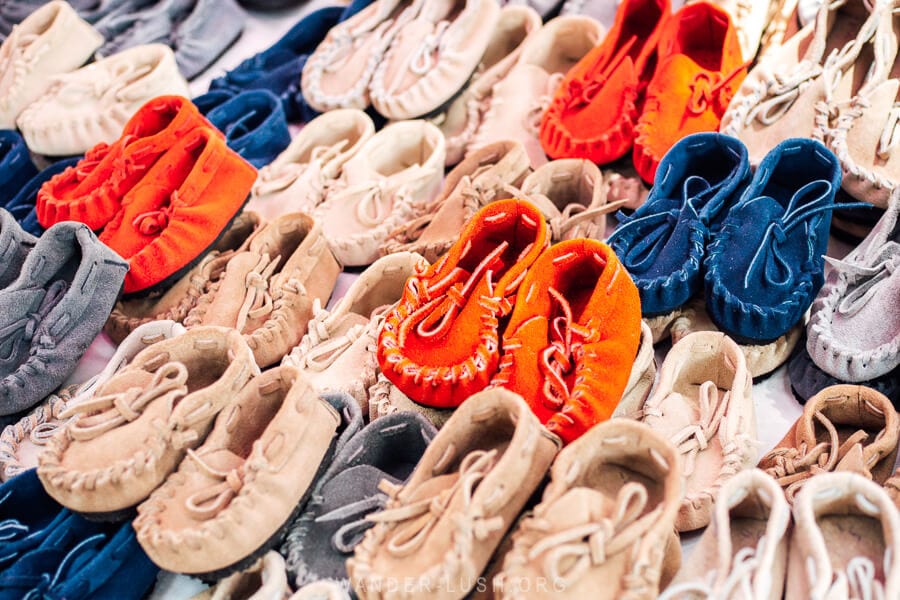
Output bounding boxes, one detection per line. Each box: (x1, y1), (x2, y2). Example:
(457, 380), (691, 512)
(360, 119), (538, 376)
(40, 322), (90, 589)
(0, 1), (103, 129)
(302, 0), (423, 112)
(37, 326), (259, 518)
(18, 43), (190, 157)
(134, 366), (341, 579)
(634, 331), (758, 532)
(248, 110), (376, 220)
(282, 251), (428, 415)
(369, 0), (501, 120)
(314, 120), (445, 267)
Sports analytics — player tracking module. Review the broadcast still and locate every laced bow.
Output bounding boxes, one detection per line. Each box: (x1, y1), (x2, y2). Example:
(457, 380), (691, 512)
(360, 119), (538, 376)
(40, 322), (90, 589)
(563, 36), (638, 112)
(539, 287), (592, 411)
(0, 280), (67, 359)
(0, 490), (28, 544)
(313, 494), (388, 553)
(56, 60), (152, 104)
(60, 362), (189, 442)
(182, 449), (253, 521)
(132, 193), (180, 237)
(409, 20), (451, 76)
(335, 164), (436, 227)
(686, 61), (750, 116)
(824, 250), (899, 317)
(657, 536), (770, 600)
(21, 533), (107, 600)
(235, 253), (282, 332)
(252, 141), (348, 197)
(367, 449), (503, 557)
(520, 483), (652, 588)
(324, 18), (396, 74)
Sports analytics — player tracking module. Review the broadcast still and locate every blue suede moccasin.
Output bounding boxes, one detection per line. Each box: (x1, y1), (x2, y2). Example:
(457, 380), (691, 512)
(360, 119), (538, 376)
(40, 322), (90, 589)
(608, 133), (750, 316)
(0, 131), (38, 209)
(4, 158), (80, 237)
(0, 469), (68, 571)
(282, 411), (436, 589)
(704, 138), (842, 344)
(209, 0), (373, 122)
(204, 90), (291, 168)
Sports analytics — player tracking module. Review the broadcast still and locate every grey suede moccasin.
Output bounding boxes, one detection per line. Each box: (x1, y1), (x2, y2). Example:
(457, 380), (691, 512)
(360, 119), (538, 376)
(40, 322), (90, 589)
(0, 208), (36, 290)
(0, 222), (128, 419)
(807, 188), (900, 382)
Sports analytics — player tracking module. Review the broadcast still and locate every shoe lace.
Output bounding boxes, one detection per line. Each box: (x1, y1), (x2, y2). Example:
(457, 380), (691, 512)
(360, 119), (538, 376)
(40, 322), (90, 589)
(0, 280), (66, 361)
(182, 448), (256, 521)
(877, 102), (900, 159)
(60, 362), (189, 442)
(55, 59), (153, 104)
(21, 533), (107, 600)
(538, 287), (593, 411)
(808, 550), (889, 600)
(502, 182), (625, 241)
(0, 490), (28, 543)
(366, 448), (502, 557)
(525, 72), (565, 134)
(252, 140), (348, 197)
(0, 29), (46, 112)
(823, 250), (900, 317)
(686, 61), (750, 116)
(516, 483), (651, 588)
(658, 536), (769, 600)
(131, 189), (183, 237)
(324, 18), (396, 75)
(761, 411), (874, 502)
(314, 494), (388, 553)
(409, 20), (451, 76)
(563, 36), (638, 113)
(234, 253), (282, 333)
(339, 164), (436, 227)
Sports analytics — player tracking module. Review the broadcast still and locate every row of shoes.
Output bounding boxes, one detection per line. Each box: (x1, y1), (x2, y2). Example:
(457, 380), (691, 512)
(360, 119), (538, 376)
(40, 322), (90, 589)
(0, 0), (245, 79)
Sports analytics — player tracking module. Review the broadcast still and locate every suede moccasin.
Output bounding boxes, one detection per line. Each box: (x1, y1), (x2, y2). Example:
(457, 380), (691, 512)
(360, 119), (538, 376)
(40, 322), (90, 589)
(0, 131), (37, 209)
(788, 340), (900, 406)
(0, 208), (36, 290)
(37, 327), (259, 518)
(0, 222), (128, 418)
(204, 90), (292, 169)
(0, 468), (67, 570)
(185, 212), (341, 369)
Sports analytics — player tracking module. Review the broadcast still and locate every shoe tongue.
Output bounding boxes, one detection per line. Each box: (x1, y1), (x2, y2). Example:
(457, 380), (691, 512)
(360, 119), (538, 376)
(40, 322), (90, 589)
(320, 465), (400, 510)
(198, 448), (245, 474)
(542, 487), (617, 530)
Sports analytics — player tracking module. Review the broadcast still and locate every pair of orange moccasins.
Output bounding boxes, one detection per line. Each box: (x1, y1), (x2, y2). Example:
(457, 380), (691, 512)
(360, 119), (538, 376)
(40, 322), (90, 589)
(377, 199), (641, 444)
(36, 95), (256, 296)
(541, 0), (748, 183)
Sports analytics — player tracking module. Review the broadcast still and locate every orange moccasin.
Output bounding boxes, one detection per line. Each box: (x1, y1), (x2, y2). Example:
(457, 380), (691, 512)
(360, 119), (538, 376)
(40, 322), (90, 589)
(491, 238), (641, 444)
(633, 2), (747, 183)
(98, 127), (256, 296)
(377, 198), (549, 409)
(540, 0), (670, 164)
(36, 95), (215, 231)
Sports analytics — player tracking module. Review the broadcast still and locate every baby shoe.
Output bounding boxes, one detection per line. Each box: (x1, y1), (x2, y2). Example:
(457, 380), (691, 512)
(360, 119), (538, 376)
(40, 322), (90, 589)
(807, 190), (900, 382)
(634, 331), (757, 532)
(492, 419), (683, 599)
(194, 551), (290, 600)
(633, 2), (747, 183)
(249, 109), (375, 220)
(704, 138), (841, 344)
(348, 388), (560, 600)
(659, 468), (790, 600)
(513, 158), (620, 241)
(758, 384), (900, 502)
(786, 471), (900, 599)
(185, 212), (341, 368)
(302, 0), (422, 112)
(282, 251), (427, 414)
(0, 208), (36, 290)
(0, 386), (75, 482)
(0, 131), (37, 209)
(134, 366), (340, 579)
(17, 44), (190, 157)
(0, 1), (103, 129)
(690, 0), (772, 61)
(37, 327), (259, 518)
(378, 198), (549, 409)
(719, 0), (884, 165)
(95, 0), (244, 79)
(98, 127), (257, 297)
(36, 95), (214, 232)
(610, 320), (658, 419)
(0, 468), (67, 569)
(5, 157), (79, 237)
(0, 223), (128, 417)
(204, 90), (292, 169)
(788, 341), (900, 407)
(380, 140), (531, 263)
(491, 238), (641, 444)
(429, 5), (541, 166)
(369, 0), (501, 120)
(540, 0), (669, 165)
(473, 15), (605, 167)
(609, 133), (750, 317)
(284, 411), (437, 589)
(314, 120), (445, 267)
(104, 212), (262, 345)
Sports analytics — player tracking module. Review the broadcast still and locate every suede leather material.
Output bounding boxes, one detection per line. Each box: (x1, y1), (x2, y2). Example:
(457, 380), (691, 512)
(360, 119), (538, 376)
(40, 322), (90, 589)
(0, 222), (128, 416)
(0, 469), (67, 571)
(0, 131), (37, 209)
(205, 90), (291, 168)
(609, 132), (750, 316)
(788, 340), (900, 406)
(704, 138), (841, 343)
(283, 411), (437, 589)
(209, 1), (372, 122)
(0, 209), (36, 290)
(5, 158), (80, 237)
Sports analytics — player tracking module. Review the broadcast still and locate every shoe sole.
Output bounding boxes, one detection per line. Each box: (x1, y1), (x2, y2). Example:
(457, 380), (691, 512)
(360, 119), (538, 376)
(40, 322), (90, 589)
(79, 506), (137, 523)
(119, 193), (251, 300)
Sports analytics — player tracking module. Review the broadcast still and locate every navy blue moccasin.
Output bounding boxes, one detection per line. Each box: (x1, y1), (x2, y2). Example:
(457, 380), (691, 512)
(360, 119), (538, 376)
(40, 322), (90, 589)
(4, 158), (80, 237)
(608, 133), (750, 316)
(282, 411), (436, 589)
(704, 138), (842, 344)
(0, 131), (38, 209)
(0, 469), (68, 571)
(204, 90), (291, 168)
